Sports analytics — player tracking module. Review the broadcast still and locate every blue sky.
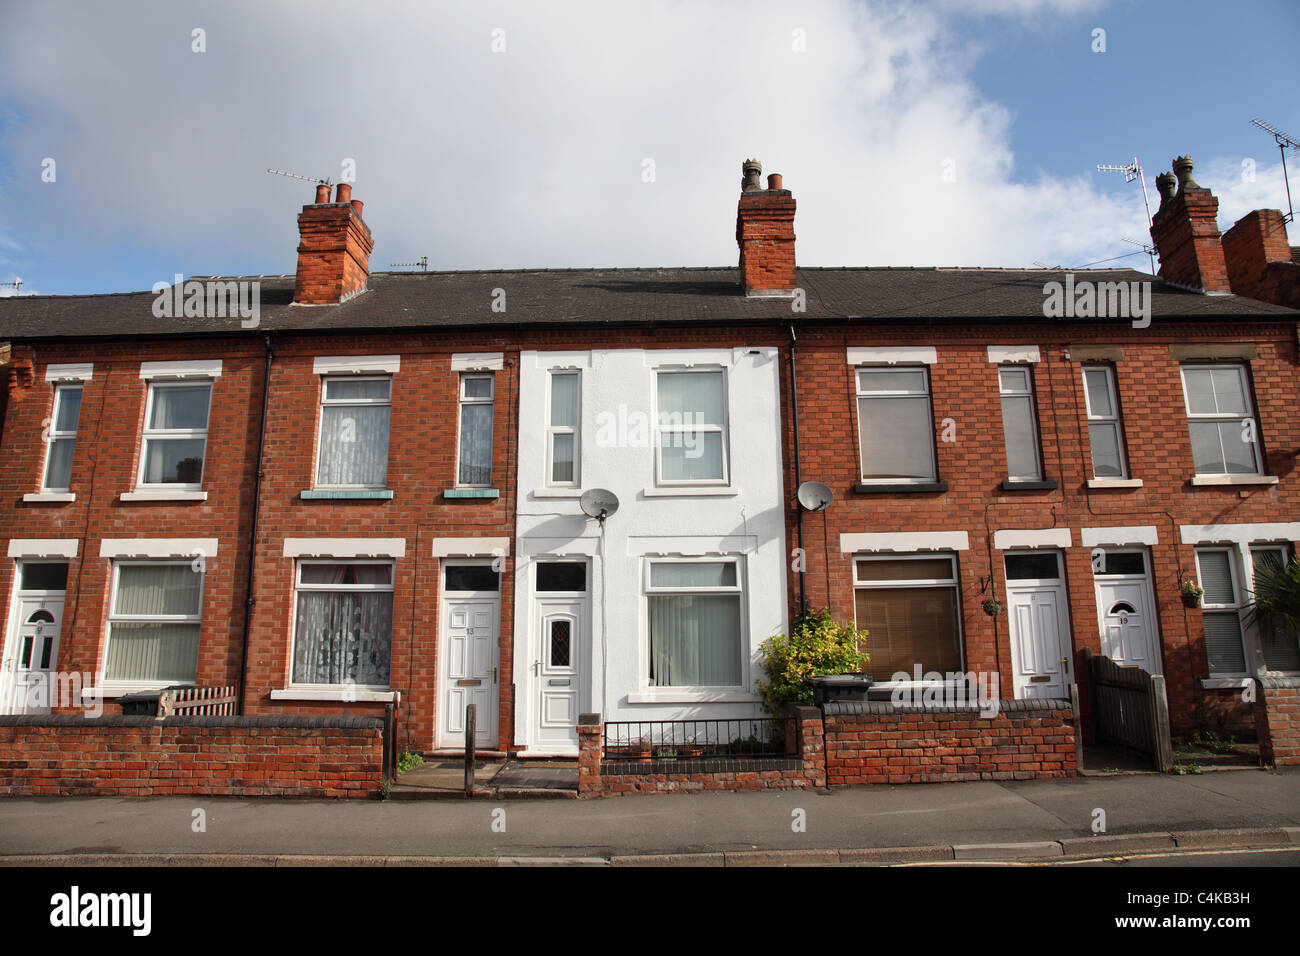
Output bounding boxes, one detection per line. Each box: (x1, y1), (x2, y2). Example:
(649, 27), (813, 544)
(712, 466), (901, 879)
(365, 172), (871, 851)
(1, 0), (1297, 297)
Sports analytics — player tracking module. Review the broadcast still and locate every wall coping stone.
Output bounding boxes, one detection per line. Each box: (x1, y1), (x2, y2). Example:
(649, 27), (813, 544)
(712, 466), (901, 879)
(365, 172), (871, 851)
(0, 714), (384, 730)
(824, 699), (1071, 716)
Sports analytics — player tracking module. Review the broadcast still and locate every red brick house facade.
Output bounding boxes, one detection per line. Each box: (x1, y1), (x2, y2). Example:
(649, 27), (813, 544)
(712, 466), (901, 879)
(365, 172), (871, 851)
(1, 156), (1297, 756)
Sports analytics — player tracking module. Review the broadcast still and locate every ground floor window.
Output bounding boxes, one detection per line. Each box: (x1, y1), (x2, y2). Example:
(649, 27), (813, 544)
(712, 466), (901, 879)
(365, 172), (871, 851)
(647, 559), (742, 687)
(105, 562), (203, 683)
(1250, 545), (1300, 672)
(292, 561), (394, 686)
(853, 554), (963, 678)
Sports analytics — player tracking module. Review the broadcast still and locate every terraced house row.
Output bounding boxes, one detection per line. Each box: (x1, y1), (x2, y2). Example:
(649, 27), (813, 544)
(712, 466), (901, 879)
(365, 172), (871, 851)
(1, 156), (1297, 759)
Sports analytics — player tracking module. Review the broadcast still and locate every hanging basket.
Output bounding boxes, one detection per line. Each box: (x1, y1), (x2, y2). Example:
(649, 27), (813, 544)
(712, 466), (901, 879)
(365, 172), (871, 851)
(982, 599), (1005, 617)
(1181, 592), (1202, 609)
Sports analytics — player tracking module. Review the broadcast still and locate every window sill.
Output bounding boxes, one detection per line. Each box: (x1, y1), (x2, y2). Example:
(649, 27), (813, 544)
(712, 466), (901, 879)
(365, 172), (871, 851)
(119, 490), (208, 502)
(270, 688), (398, 703)
(23, 492), (76, 503)
(1087, 478), (1143, 489)
(852, 481), (948, 494)
(626, 690), (760, 704)
(1199, 677), (1253, 690)
(1189, 475), (1279, 487)
(1000, 479), (1058, 492)
(443, 488), (501, 499)
(299, 489), (395, 500)
(641, 487), (739, 498)
(532, 489), (584, 498)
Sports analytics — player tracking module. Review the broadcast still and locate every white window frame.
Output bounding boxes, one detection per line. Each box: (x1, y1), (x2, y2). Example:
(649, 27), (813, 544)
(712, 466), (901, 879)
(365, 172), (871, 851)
(314, 374), (393, 490)
(643, 555), (746, 690)
(1247, 543), (1298, 675)
(288, 558), (396, 691)
(998, 364), (1044, 482)
(102, 559), (205, 690)
(1180, 363), (1263, 476)
(653, 368), (729, 487)
(852, 552), (965, 684)
(135, 379), (213, 490)
(1195, 546), (1248, 677)
(41, 383), (83, 492)
(456, 373), (495, 488)
(853, 365), (937, 484)
(1081, 364), (1129, 480)
(546, 370), (580, 488)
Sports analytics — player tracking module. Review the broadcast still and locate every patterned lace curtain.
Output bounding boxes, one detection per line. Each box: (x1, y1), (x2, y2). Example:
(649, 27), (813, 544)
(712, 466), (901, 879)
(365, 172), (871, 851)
(317, 404), (390, 486)
(293, 565), (393, 685)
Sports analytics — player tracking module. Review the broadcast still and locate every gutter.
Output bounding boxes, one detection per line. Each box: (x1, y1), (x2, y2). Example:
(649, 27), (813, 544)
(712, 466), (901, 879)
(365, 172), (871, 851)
(237, 334), (273, 715)
(788, 324), (806, 617)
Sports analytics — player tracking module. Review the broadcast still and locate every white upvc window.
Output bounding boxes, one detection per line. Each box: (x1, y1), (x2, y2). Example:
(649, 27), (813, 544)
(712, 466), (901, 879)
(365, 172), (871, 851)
(42, 384), (83, 491)
(315, 375), (392, 488)
(1180, 364), (1262, 476)
(457, 374), (494, 487)
(290, 560), (395, 688)
(645, 557), (743, 687)
(998, 365), (1043, 481)
(854, 366), (937, 482)
(103, 561), (204, 685)
(654, 369), (728, 485)
(1082, 364), (1128, 479)
(547, 370), (580, 486)
(137, 380), (213, 489)
(853, 553), (963, 679)
(1196, 547), (1248, 676)
(1249, 544), (1300, 673)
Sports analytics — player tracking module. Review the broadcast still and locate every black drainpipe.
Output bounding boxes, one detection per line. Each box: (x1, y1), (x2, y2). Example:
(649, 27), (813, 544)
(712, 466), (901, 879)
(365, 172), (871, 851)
(788, 324), (806, 618)
(237, 334), (273, 715)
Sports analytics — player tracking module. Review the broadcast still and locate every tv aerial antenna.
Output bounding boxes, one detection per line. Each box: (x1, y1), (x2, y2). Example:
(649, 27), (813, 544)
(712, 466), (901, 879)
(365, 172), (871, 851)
(1097, 157), (1156, 273)
(1250, 119), (1298, 223)
(0, 278), (20, 292)
(266, 167), (334, 188)
(390, 257), (428, 272)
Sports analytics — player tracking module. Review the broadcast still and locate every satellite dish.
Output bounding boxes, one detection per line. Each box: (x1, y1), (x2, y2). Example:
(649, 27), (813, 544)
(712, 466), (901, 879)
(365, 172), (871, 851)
(797, 481), (833, 512)
(579, 488), (620, 522)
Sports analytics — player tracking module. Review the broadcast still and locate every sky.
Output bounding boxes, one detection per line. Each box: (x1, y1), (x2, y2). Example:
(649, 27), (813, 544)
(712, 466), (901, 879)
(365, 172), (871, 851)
(1, 0), (1298, 297)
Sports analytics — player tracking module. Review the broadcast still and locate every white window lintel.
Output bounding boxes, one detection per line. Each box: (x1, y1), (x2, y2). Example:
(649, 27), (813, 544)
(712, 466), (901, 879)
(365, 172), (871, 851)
(993, 528), (1073, 550)
(986, 346), (1041, 364)
(284, 538), (406, 559)
(313, 355), (401, 376)
(45, 363), (93, 382)
(1080, 526), (1159, 549)
(840, 531), (969, 553)
(431, 537), (510, 558)
(139, 360), (223, 380)
(99, 538), (218, 559)
(8, 538), (79, 559)
(451, 352), (504, 371)
(847, 346), (937, 366)
(1180, 523), (1300, 546)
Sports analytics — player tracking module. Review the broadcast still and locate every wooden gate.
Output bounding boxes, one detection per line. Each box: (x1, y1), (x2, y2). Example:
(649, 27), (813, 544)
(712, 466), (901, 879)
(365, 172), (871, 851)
(1083, 648), (1173, 772)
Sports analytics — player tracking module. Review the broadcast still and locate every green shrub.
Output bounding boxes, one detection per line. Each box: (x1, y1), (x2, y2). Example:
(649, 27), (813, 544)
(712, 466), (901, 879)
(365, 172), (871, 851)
(755, 608), (869, 714)
(397, 751), (424, 774)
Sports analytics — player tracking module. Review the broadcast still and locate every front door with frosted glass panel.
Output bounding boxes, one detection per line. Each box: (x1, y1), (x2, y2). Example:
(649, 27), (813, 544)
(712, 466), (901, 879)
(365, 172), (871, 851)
(1005, 552), (1073, 698)
(1094, 551), (1161, 674)
(438, 564), (500, 748)
(4, 599), (64, 715)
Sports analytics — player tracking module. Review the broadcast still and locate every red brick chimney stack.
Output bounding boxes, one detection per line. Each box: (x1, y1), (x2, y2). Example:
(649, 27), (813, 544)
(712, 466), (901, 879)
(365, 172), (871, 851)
(1220, 208), (1300, 308)
(1148, 156), (1231, 293)
(736, 159), (797, 296)
(293, 183), (374, 305)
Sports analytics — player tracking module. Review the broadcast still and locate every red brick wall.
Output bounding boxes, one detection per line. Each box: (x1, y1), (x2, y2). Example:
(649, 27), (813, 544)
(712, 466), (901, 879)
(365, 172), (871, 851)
(0, 715), (383, 797)
(1254, 678), (1300, 766)
(781, 322), (1300, 739)
(1222, 209), (1300, 310)
(822, 700), (1077, 785)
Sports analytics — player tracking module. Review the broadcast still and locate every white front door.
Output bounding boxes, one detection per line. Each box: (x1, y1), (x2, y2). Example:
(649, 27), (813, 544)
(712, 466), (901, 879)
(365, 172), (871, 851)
(3, 598), (64, 715)
(1097, 580), (1161, 674)
(438, 584), (500, 749)
(1005, 551), (1074, 699)
(533, 600), (586, 752)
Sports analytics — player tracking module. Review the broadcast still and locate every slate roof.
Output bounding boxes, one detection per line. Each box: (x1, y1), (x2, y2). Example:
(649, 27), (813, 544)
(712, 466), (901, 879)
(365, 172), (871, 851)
(0, 266), (1294, 341)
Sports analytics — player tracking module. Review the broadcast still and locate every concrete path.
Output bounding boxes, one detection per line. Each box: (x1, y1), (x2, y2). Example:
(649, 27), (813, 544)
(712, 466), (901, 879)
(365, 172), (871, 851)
(1, 768), (1296, 865)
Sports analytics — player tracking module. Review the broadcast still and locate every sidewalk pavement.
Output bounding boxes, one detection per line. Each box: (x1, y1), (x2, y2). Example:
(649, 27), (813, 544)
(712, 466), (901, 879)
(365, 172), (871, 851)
(1, 769), (1296, 866)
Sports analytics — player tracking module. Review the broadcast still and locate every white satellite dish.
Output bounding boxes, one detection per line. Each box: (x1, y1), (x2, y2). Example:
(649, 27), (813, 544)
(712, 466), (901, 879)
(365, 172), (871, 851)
(797, 481), (833, 512)
(579, 488), (620, 523)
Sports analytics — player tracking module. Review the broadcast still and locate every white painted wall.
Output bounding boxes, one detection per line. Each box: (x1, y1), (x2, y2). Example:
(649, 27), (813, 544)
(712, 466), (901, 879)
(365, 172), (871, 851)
(514, 347), (788, 749)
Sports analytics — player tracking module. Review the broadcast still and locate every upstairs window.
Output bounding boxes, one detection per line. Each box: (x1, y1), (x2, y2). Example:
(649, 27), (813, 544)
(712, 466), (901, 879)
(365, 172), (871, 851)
(457, 374), (494, 486)
(1082, 365), (1128, 479)
(138, 381), (212, 488)
(855, 367), (936, 482)
(547, 371), (580, 486)
(655, 370), (727, 484)
(998, 365), (1043, 481)
(42, 384), (83, 491)
(316, 376), (392, 488)
(1180, 364), (1262, 475)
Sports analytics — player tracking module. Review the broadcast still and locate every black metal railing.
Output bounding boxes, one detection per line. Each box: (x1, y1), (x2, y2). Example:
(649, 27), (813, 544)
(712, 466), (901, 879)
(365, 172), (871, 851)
(602, 717), (796, 761)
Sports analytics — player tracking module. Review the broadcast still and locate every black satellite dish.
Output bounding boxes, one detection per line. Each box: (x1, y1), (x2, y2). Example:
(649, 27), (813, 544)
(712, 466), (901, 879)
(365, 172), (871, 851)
(579, 488), (620, 523)
(796, 481), (833, 512)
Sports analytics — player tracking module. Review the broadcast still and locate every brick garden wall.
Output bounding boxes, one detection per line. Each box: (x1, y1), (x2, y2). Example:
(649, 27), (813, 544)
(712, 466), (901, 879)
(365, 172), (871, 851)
(1254, 677), (1300, 767)
(0, 715), (383, 798)
(822, 699), (1078, 785)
